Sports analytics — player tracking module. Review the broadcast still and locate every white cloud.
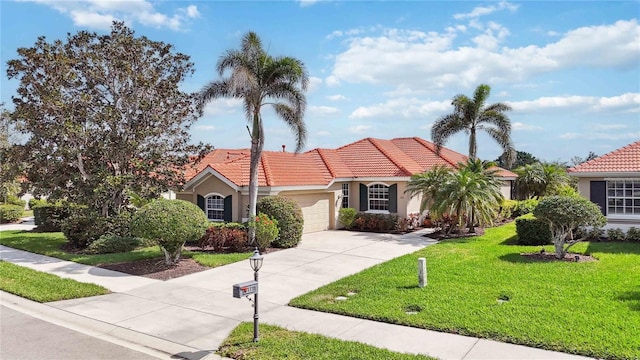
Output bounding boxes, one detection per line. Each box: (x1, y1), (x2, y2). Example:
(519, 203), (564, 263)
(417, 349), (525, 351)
(593, 124), (628, 130)
(349, 98), (450, 120)
(203, 98), (243, 116)
(309, 105), (340, 117)
(560, 131), (640, 141)
(453, 1), (518, 20)
(510, 93), (640, 113)
(317, 130), (331, 136)
(298, 0), (320, 7)
(308, 76), (323, 92)
(547, 30), (560, 36)
(327, 20), (639, 92)
(195, 125), (216, 131)
(327, 94), (348, 101)
(348, 125), (373, 134)
(559, 132), (579, 140)
(25, 0), (200, 31)
(513, 122), (543, 131)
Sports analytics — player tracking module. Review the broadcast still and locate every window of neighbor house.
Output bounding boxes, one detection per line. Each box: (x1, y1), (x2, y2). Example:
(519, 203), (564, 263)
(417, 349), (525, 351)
(368, 184), (389, 211)
(607, 180), (640, 216)
(206, 195), (225, 221)
(341, 183), (349, 208)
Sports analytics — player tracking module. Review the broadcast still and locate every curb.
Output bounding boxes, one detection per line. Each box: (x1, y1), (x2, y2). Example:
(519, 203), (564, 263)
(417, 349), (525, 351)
(0, 291), (225, 360)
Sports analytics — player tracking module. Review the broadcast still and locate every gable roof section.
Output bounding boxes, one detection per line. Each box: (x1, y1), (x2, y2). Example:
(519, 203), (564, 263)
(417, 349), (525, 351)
(568, 141), (640, 174)
(185, 137), (517, 188)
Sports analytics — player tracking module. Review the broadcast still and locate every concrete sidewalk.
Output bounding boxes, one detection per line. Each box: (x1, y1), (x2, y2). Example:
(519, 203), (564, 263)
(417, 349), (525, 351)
(0, 227), (591, 360)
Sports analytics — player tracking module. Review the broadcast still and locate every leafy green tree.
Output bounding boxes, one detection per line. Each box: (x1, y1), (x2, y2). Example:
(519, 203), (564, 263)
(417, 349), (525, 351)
(432, 84), (515, 167)
(514, 162), (570, 199)
(495, 150), (538, 170)
(534, 196), (606, 259)
(199, 32), (308, 245)
(0, 104), (22, 203)
(6, 22), (208, 217)
(130, 199), (209, 265)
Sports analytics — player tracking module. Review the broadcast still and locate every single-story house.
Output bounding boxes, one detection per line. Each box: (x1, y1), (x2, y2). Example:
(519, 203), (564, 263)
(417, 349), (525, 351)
(178, 137), (517, 233)
(568, 140), (640, 226)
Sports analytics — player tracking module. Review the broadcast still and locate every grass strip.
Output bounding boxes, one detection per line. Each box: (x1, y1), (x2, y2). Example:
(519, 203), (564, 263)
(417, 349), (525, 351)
(290, 223), (640, 360)
(0, 230), (249, 268)
(0, 261), (109, 302)
(218, 322), (435, 360)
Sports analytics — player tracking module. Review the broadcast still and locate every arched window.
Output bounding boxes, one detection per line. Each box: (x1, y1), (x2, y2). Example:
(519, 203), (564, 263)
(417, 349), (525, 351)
(206, 194), (225, 221)
(368, 183), (389, 211)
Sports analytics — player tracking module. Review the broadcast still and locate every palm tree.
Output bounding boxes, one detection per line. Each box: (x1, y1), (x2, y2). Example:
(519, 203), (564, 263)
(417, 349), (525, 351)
(431, 84), (515, 167)
(514, 161), (570, 199)
(199, 32), (308, 244)
(405, 165), (454, 212)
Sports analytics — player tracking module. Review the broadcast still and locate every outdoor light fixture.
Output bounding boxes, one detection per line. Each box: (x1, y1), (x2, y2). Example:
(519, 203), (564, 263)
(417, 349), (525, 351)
(249, 248), (263, 342)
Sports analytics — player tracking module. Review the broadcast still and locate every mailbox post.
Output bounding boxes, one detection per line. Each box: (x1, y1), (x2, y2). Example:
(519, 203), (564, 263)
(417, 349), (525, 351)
(232, 248), (264, 342)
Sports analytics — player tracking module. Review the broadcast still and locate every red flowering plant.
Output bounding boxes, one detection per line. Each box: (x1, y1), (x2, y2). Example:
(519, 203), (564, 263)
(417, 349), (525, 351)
(250, 212), (279, 251)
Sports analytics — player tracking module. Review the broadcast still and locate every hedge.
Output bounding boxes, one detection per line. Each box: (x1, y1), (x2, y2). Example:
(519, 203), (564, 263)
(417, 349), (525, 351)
(515, 216), (552, 246)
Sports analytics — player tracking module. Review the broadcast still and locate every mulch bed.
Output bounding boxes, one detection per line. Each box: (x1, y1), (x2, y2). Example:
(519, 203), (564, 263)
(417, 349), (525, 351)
(521, 252), (598, 262)
(98, 258), (210, 280)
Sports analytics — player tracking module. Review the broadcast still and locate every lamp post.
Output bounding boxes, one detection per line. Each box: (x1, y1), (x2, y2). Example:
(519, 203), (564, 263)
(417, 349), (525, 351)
(249, 248), (263, 342)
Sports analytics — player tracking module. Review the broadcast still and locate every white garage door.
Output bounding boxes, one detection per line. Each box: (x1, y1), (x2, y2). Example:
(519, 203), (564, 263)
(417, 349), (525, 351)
(286, 194), (330, 233)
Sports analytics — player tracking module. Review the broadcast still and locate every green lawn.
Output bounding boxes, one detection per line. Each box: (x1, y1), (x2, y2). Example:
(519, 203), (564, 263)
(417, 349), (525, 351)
(218, 322), (434, 360)
(0, 230), (251, 267)
(0, 261), (109, 302)
(290, 223), (640, 360)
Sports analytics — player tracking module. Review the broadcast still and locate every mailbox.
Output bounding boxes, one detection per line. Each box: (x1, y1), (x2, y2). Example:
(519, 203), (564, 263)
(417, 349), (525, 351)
(233, 280), (258, 298)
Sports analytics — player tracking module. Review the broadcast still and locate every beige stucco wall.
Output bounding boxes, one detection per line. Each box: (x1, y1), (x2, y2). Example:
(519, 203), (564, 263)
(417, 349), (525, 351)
(575, 177), (603, 200)
(500, 181), (512, 200)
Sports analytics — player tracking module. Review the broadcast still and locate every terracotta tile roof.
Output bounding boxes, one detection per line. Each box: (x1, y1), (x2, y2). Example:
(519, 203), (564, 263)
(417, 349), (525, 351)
(186, 137), (517, 187)
(568, 141), (640, 173)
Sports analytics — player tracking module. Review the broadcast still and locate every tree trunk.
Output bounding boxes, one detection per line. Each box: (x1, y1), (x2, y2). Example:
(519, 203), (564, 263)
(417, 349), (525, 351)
(553, 238), (565, 259)
(247, 110), (265, 246)
(469, 128), (477, 160)
(161, 246), (182, 265)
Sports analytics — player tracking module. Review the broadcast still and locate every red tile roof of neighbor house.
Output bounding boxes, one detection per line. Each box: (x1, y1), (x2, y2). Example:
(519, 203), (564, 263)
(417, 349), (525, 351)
(568, 140), (640, 174)
(186, 137), (517, 187)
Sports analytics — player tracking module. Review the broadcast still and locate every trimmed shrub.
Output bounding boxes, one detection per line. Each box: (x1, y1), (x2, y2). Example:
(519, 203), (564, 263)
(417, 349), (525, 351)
(257, 196), (304, 248)
(29, 198), (47, 209)
(338, 208), (357, 229)
(251, 212), (279, 250)
(0, 204), (23, 223)
(199, 226), (248, 252)
(33, 201), (84, 232)
(606, 228), (626, 242)
(131, 199), (209, 264)
(515, 217), (552, 246)
(587, 227), (605, 241)
(351, 213), (401, 232)
(87, 235), (142, 254)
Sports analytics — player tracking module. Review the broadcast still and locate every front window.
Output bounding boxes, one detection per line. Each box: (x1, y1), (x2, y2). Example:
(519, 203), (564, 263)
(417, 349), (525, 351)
(369, 184), (389, 211)
(206, 195), (225, 221)
(607, 180), (640, 216)
(341, 183), (349, 208)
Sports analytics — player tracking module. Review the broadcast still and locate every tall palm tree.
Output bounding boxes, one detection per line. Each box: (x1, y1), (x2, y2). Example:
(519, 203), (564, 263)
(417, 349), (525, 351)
(431, 84), (515, 167)
(514, 161), (570, 199)
(199, 32), (308, 244)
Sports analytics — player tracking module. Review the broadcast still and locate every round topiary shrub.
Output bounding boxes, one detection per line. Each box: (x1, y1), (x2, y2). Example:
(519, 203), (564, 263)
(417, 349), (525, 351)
(257, 196), (304, 248)
(130, 199), (209, 265)
(0, 204), (23, 224)
(251, 212), (279, 251)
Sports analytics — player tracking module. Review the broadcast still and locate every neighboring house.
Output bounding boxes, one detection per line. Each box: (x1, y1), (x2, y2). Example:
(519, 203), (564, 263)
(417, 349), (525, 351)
(178, 137), (517, 233)
(568, 140), (640, 225)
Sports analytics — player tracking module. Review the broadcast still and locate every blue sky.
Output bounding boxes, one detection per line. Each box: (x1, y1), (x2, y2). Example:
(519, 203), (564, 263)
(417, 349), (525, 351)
(1, 1), (639, 163)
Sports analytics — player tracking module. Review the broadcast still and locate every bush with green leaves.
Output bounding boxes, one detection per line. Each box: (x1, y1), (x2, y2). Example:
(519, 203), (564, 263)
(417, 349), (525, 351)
(257, 196), (304, 248)
(515, 216), (552, 246)
(626, 227), (640, 242)
(28, 198), (47, 209)
(131, 199), (209, 265)
(87, 235), (142, 254)
(338, 207), (357, 229)
(499, 199), (518, 219)
(61, 210), (105, 248)
(252, 212), (279, 250)
(0, 204), (23, 223)
(513, 198), (539, 217)
(33, 200), (84, 232)
(534, 196), (606, 259)
(606, 228), (626, 242)
(3, 195), (26, 208)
